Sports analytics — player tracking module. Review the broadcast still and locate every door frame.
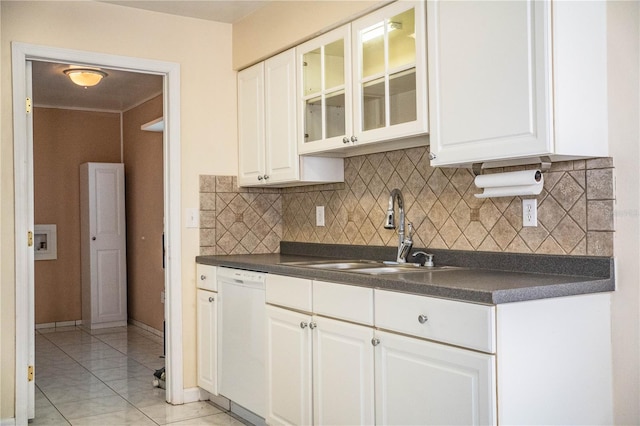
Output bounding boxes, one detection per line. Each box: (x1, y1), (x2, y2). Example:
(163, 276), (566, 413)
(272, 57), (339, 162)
(12, 42), (184, 423)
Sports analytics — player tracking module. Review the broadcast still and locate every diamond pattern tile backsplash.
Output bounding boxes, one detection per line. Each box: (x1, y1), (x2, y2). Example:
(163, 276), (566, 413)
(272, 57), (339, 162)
(199, 176), (282, 255)
(200, 146), (614, 257)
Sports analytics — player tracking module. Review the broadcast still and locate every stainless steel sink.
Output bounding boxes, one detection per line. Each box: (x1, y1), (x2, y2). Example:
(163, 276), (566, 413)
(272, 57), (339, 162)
(349, 265), (461, 275)
(279, 259), (461, 274)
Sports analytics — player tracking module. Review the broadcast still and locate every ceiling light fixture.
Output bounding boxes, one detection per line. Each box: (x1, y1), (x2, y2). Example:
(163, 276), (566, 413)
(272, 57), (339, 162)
(63, 68), (107, 87)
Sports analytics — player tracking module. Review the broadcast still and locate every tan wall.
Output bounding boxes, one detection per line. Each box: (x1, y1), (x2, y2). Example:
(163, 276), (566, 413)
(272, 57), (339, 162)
(123, 95), (164, 332)
(33, 108), (121, 325)
(1, 2), (236, 418)
(232, 0), (387, 69)
(608, 1), (640, 422)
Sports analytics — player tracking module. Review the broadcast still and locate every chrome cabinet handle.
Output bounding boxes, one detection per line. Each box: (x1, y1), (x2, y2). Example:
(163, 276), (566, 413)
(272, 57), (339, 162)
(350, 135), (358, 143)
(300, 322), (308, 329)
(208, 297), (214, 302)
(309, 322), (317, 330)
(257, 175), (263, 181)
(371, 338), (380, 346)
(92, 236), (96, 241)
(200, 275), (206, 280)
(343, 136), (350, 144)
(428, 152), (436, 160)
(263, 175), (269, 180)
(418, 314), (428, 324)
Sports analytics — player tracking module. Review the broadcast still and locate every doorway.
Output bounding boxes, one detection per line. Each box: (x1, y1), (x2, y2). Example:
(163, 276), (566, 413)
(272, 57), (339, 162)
(12, 42), (184, 424)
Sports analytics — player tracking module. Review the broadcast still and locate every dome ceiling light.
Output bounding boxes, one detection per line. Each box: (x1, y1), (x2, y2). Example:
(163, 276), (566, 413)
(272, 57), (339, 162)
(63, 68), (108, 87)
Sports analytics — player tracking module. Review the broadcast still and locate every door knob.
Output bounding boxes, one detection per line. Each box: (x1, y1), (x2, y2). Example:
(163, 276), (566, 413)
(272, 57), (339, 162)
(371, 338), (380, 346)
(418, 314), (428, 324)
(300, 322), (308, 329)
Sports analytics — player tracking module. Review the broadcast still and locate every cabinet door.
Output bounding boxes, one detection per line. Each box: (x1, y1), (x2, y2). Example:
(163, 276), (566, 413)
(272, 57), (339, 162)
(352, 1), (428, 144)
(297, 25), (353, 155)
(427, 0), (551, 166)
(265, 49), (299, 184)
(196, 289), (217, 395)
(266, 306), (312, 426)
(238, 62), (266, 186)
(375, 330), (496, 425)
(312, 316), (374, 426)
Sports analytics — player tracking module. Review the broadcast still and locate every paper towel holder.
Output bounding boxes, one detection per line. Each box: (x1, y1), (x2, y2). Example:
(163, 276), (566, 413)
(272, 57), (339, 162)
(471, 156), (552, 177)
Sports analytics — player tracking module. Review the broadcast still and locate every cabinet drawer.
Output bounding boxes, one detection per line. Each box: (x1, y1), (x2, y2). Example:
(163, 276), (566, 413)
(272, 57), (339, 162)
(266, 274), (312, 312)
(313, 281), (374, 325)
(375, 290), (495, 353)
(196, 264), (217, 291)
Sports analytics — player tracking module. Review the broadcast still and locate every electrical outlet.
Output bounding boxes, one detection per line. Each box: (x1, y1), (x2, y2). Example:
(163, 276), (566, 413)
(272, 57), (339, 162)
(316, 206), (325, 227)
(522, 199), (538, 227)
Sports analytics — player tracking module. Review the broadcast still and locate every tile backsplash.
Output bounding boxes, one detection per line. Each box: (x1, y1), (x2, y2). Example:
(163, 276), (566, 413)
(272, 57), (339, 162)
(200, 146), (614, 257)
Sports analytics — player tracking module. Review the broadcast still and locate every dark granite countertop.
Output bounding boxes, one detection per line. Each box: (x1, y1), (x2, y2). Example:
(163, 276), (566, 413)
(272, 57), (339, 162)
(196, 243), (615, 305)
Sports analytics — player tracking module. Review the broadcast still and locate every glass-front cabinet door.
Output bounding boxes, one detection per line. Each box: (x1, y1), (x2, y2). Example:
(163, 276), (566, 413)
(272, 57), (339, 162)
(352, 1), (428, 144)
(297, 25), (352, 155)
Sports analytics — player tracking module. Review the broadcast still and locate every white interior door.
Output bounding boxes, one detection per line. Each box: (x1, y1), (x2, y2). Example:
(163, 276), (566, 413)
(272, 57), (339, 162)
(82, 163), (127, 325)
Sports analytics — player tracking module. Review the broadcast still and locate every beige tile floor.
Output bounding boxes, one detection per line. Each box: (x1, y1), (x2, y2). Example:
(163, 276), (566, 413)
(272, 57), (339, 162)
(33, 325), (246, 425)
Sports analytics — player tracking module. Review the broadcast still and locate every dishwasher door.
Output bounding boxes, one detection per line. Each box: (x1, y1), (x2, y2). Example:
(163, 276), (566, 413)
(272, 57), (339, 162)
(217, 267), (266, 418)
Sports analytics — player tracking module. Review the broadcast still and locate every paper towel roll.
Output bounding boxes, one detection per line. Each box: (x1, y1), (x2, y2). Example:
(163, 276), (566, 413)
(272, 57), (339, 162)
(474, 170), (544, 198)
(474, 170), (542, 188)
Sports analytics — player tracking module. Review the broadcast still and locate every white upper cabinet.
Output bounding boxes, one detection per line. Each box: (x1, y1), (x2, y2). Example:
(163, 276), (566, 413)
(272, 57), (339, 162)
(352, 1), (428, 146)
(427, 0), (608, 167)
(238, 49), (344, 187)
(297, 26), (353, 155)
(297, 1), (428, 156)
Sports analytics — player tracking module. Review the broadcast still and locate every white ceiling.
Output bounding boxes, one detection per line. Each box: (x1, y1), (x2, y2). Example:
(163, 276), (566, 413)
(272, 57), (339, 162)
(33, 1), (268, 111)
(101, 0), (268, 24)
(32, 61), (163, 112)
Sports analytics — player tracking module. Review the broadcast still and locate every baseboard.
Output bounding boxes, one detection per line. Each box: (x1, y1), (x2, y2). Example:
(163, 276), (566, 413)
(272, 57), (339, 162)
(182, 387), (204, 404)
(128, 319), (164, 338)
(1, 418), (16, 426)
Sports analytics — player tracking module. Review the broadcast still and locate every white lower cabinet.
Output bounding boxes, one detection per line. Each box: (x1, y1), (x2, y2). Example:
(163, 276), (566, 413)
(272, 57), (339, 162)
(265, 307), (375, 426)
(196, 288), (218, 395)
(313, 316), (374, 426)
(266, 305), (312, 426)
(374, 330), (495, 426)
(196, 264), (218, 395)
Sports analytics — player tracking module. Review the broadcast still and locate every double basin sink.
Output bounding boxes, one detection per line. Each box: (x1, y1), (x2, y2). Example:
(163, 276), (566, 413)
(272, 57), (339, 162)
(280, 259), (461, 275)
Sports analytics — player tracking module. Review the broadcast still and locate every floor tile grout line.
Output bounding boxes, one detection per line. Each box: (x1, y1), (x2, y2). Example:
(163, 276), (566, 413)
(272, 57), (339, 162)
(35, 325), (164, 425)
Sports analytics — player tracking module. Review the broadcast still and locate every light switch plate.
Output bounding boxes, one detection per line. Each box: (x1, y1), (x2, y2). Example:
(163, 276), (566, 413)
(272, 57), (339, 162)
(186, 208), (199, 228)
(316, 206), (325, 227)
(522, 199), (538, 227)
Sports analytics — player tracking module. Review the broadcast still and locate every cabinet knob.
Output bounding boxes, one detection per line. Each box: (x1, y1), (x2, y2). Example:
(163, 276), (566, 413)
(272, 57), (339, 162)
(342, 136), (350, 144)
(92, 236), (96, 241)
(428, 152), (436, 160)
(371, 338), (380, 346)
(300, 322), (308, 329)
(200, 275), (206, 280)
(350, 135), (358, 143)
(208, 297), (214, 302)
(257, 175), (263, 181)
(263, 175), (270, 180)
(309, 322), (317, 330)
(418, 314), (428, 324)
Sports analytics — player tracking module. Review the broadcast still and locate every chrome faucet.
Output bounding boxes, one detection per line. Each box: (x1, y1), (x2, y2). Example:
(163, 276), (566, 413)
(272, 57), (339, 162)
(384, 188), (413, 263)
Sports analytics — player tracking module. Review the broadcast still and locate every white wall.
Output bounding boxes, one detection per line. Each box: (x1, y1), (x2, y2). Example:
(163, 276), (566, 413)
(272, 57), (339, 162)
(1, 1), (237, 418)
(608, 1), (640, 423)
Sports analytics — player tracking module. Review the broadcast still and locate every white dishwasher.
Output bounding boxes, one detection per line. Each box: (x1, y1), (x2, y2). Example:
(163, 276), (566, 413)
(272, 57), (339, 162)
(217, 267), (266, 418)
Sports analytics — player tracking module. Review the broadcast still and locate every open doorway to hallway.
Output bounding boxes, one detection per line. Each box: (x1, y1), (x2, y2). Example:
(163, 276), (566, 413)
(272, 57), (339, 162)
(30, 60), (167, 422)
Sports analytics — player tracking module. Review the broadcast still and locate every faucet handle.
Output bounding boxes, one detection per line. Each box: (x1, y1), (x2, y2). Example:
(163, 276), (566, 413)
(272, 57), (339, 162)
(412, 251), (434, 267)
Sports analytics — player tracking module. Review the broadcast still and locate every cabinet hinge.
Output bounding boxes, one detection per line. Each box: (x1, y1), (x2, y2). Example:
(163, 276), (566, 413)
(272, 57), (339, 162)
(28, 365), (34, 382)
(28, 231), (33, 247)
(26, 97), (32, 114)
